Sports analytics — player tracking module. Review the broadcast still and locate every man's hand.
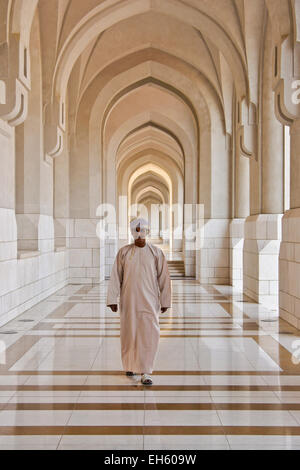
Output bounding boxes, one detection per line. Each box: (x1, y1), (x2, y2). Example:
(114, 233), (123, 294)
(161, 307), (169, 313)
(108, 304), (118, 312)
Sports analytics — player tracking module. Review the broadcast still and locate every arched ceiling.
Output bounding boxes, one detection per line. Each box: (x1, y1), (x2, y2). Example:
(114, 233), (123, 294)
(31, 0), (255, 123)
(2, 0), (296, 188)
(51, 1), (248, 98)
(105, 83), (196, 144)
(132, 174), (170, 201)
(136, 187), (165, 206)
(116, 127), (184, 173)
(129, 164), (172, 198)
(139, 197), (163, 207)
(2, 1), (295, 128)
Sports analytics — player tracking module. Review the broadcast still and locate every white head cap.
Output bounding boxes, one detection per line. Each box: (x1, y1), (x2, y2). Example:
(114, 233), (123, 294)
(130, 218), (149, 240)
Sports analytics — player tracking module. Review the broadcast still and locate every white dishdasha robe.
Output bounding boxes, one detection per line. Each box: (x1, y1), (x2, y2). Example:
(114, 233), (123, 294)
(106, 243), (171, 374)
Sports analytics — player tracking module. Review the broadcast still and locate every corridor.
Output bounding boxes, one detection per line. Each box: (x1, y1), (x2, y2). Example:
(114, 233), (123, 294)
(0, 280), (300, 450)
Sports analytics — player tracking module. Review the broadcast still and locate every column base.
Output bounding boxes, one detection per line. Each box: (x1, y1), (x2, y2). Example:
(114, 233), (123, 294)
(105, 237), (118, 279)
(279, 208), (300, 328)
(0, 210), (68, 326)
(196, 219), (230, 284)
(184, 246), (196, 277)
(16, 214), (39, 252)
(68, 218), (102, 284)
(243, 214), (282, 311)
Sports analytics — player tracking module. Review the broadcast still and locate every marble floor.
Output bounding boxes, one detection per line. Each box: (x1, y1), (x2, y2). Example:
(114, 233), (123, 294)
(0, 280), (300, 449)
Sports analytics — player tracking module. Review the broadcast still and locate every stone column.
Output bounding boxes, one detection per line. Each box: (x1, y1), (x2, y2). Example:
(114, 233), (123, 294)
(230, 218), (245, 290)
(290, 120), (300, 210)
(172, 203), (183, 252)
(236, 155), (250, 219)
(183, 204), (196, 277)
(150, 203), (160, 240)
(243, 100), (284, 310)
(197, 218), (230, 284)
(262, 102), (284, 215)
(279, 119), (300, 328)
(230, 145), (250, 290)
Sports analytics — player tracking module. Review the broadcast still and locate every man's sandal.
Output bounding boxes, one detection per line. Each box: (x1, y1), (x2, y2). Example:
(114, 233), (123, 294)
(141, 374), (153, 385)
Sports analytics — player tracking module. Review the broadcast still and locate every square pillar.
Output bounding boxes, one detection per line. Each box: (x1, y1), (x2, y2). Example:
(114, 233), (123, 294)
(196, 219), (230, 284)
(279, 209), (300, 329)
(243, 214), (283, 310)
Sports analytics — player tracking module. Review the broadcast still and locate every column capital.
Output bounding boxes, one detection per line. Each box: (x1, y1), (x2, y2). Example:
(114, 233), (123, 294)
(44, 99), (64, 160)
(0, 35), (30, 126)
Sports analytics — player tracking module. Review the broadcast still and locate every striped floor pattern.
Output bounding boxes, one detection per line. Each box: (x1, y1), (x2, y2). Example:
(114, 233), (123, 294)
(0, 280), (300, 449)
